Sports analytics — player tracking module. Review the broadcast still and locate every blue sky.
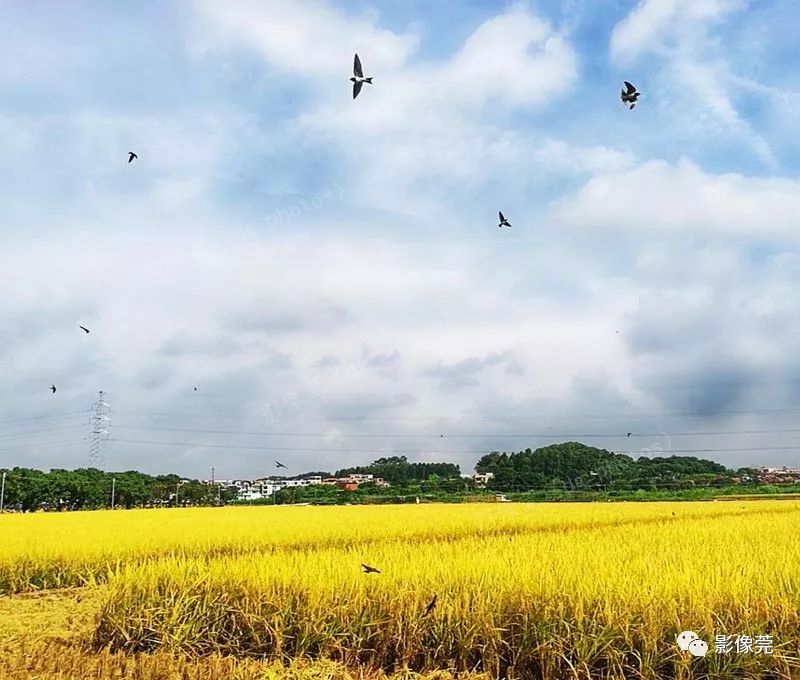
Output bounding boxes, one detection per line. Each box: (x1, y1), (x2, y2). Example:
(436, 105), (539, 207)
(1, 0), (799, 479)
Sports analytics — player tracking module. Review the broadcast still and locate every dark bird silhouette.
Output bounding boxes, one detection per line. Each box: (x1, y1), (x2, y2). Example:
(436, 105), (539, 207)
(423, 594), (437, 617)
(50, 384), (57, 394)
(498, 211), (511, 228)
(79, 326), (90, 334)
(193, 387), (197, 391)
(351, 53), (373, 100)
(672, 512), (676, 516)
(275, 460), (287, 469)
(128, 152), (138, 163)
(621, 81), (640, 110)
(626, 432), (631, 438)
(361, 563), (380, 574)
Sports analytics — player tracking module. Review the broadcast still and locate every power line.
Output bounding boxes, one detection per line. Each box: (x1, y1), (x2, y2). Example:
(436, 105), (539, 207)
(0, 425), (88, 442)
(0, 410), (92, 427)
(110, 424), (800, 439)
(107, 437), (800, 456)
(0, 439), (89, 456)
(114, 404), (800, 422)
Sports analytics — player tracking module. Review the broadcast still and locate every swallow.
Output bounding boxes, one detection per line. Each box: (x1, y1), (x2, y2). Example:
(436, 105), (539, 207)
(621, 81), (640, 110)
(128, 152), (138, 163)
(50, 384), (57, 394)
(79, 326), (90, 334)
(275, 460), (287, 469)
(361, 563), (380, 574)
(498, 211), (511, 228)
(351, 54), (373, 100)
(627, 432), (631, 438)
(423, 594), (437, 617)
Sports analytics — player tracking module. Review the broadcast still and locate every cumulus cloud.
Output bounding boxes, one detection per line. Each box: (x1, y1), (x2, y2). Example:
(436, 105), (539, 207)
(189, 0), (419, 78)
(2, 0), (800, 478)
(610, 0), (746, 63)
(550, 158), (800, 237)
(609, 0), (773, 164)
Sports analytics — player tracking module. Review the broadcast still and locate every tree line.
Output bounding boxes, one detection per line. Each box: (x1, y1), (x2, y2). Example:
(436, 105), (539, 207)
(0, 444), (761, 512)
(475, 442), (757, 491)
(336, 456), (462, 485)
(0, 467), (237, 512)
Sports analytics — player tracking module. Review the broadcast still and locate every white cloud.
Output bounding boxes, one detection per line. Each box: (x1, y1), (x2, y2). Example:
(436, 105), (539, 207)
(443, 9), (576, 108)
(550, 158), (800, 237)
(610, 0), (772, 165)
(4, 0), (800, 476)
(192, 2), (578, 221)
(610, 0), (746, 63)
(189, 0), (419, 78)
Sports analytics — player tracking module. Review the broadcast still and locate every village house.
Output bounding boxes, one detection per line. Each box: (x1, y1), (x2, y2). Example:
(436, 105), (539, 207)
(472, 472), (494, 487)
(205, 474), (390, 500)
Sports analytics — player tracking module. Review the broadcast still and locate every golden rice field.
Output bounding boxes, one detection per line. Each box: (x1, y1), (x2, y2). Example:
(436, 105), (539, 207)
(1, 501), (799, 679)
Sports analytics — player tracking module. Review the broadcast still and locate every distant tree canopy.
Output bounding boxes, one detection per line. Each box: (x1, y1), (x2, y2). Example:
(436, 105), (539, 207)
(475, 442), (731, 491)
(0, 445), (754, 512)
(0, 467), (235, 512)
(336, 456), (461, 485)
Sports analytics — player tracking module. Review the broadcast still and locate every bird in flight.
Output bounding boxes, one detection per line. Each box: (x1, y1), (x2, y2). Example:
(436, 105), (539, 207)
(621, 81), (640, 110)
(498, 211), (511, 228)
(193, 387), (197, 391)
(626, 432), (631, 438)
(351, 53), (373, 100)
(50, 384), (57, 394)
(361, 563), (380, 574)
(275, 460), (287, 469)
(423, 594), (437, 617)
(79, 326), (90, 334)
(128, 152), (138, 163)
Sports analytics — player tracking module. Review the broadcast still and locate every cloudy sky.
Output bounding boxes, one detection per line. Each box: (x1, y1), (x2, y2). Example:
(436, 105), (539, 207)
(2, 0), (799, 479)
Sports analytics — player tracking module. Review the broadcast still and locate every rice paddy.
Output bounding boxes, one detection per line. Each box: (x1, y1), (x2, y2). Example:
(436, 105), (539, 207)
(1, 501), (798, 679)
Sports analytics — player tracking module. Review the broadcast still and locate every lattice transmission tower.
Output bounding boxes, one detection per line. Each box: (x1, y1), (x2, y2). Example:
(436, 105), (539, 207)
(89, 390), (111, 470)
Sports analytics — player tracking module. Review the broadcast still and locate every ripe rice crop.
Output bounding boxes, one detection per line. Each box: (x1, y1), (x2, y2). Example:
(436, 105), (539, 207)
(2, 502), (799, 678)
(0, 501), (772, 594)
(83, 502), (800, 679)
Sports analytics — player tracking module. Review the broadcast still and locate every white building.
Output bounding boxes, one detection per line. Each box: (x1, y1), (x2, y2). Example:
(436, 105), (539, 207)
(347, 474), (374, 483)
(213, 479), (252, 490)
(237, 487), (266, 501)
(761, 466), (800, 475)
(473, 472), (494, 487)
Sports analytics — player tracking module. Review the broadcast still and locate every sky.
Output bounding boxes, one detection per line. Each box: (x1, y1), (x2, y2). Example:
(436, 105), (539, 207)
(1, 0), (799, 480)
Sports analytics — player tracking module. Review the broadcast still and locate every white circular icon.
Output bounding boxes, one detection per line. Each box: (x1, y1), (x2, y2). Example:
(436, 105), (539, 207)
(688, 639), (709, 657)
(677, 631), (699, 651)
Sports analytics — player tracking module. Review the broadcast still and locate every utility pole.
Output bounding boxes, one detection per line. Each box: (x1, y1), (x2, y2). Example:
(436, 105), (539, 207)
(0, 471), (6, 513)
(211, 467), (222, 506)
(111, 476), (116, 510)
(89, 390), (111, 470)
(176, 481), (180, 507)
